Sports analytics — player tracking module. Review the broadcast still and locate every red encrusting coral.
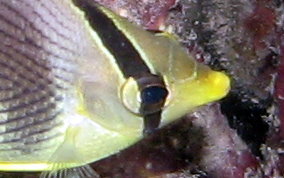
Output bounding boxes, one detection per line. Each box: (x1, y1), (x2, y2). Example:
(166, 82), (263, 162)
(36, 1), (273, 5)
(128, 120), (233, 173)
(274, 38), (284, 176)
(244, 5), (276, 49)
(276, 47), (284, 139)
(94, 0), (175, 30)
(190, 105), (260, 178)
(140, 0), (176, 30)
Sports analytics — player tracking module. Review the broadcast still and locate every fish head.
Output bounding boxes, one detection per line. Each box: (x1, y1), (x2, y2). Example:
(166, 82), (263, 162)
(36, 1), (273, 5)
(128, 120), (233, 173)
(75, 2), (231, 135)
(156, 38), (230, 127)
(119, 35), (230, 130)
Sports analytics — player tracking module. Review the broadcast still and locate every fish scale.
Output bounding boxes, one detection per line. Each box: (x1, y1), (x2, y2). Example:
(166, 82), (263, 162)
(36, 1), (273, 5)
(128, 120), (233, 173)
(3, 1), (77, 56)
(0, 0), (79, 165)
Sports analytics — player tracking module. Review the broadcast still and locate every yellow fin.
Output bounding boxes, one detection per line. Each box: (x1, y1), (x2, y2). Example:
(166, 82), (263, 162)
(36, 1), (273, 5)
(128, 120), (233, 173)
(40, 164), (99, 178)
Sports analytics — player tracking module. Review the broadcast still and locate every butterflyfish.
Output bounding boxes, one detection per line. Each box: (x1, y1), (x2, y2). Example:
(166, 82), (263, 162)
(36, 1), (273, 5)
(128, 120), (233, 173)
(0, 0), (230, 177)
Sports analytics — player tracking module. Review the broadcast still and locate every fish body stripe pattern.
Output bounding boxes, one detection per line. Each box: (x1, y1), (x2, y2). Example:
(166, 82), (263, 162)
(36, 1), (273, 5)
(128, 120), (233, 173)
(0, 0), (82, 161)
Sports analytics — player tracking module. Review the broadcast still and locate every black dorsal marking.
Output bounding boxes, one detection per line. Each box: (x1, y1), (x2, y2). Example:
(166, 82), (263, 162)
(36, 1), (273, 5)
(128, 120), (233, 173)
(72, 0), (151, 78)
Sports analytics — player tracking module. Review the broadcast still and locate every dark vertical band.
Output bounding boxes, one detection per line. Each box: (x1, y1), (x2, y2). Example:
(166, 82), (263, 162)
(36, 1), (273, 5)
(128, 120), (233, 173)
(72, 0), (151, 78)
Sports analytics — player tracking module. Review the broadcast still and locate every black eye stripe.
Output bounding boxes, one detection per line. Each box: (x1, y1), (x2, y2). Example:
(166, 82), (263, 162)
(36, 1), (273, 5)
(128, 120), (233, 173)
(137, 75), (168, 115)
(139, 86), (168, 115)
(141, 86), (168, 104)
(138, 76), (168, 135)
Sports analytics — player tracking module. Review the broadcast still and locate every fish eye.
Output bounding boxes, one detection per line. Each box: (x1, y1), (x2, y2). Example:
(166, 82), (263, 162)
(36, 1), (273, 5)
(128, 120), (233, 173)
(141, 86), (168, 105)
(139, 85), (168, 115)
(120, 75), (169, 116)
(138, 76), (169, 115)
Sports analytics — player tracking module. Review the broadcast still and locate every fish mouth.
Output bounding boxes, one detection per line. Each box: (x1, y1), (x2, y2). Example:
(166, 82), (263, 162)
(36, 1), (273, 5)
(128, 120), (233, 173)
(207, 71), (231, 101)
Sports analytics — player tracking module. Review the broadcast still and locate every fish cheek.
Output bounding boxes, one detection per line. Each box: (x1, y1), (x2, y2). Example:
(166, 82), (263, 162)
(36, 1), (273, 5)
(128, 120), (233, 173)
(77, 80), (143, 132)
